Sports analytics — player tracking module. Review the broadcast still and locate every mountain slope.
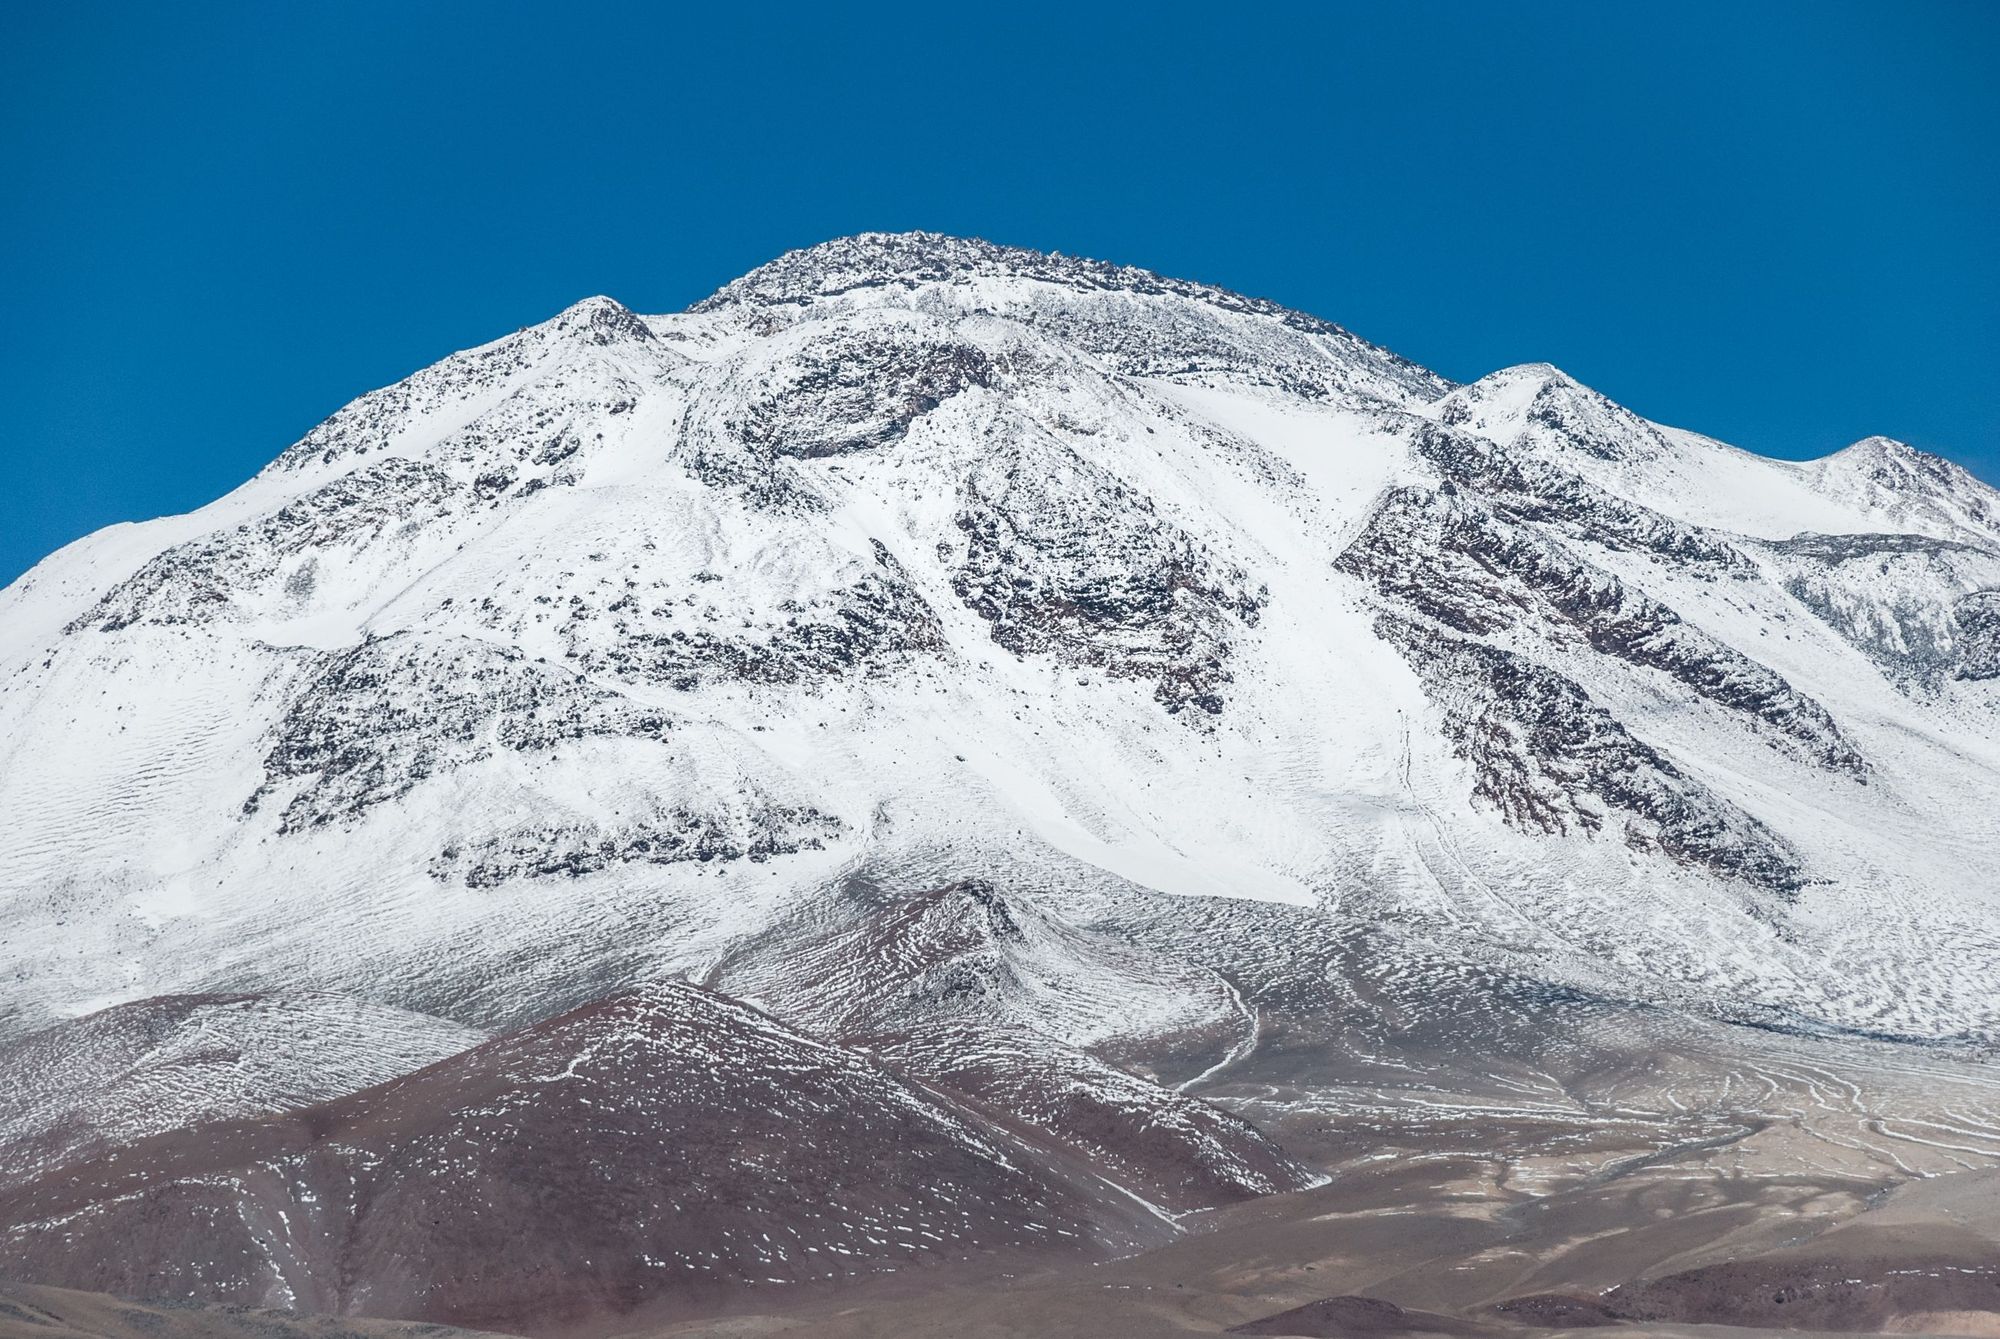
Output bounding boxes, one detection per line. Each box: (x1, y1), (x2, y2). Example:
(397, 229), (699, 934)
(0, 980), (1307, 1331)
(0, 992), (481, 1192)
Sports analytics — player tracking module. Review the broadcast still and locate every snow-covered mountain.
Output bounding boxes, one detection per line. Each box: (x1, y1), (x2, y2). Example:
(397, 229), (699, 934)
(5, 230), (1994, 1042)
(2, 230), (1999, 1326)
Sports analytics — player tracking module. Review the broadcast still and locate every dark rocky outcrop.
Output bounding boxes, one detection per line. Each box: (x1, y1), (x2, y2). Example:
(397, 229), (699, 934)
(247, 631), (674, 831)
(952, 439), (1262, 716)
(71, 459), (461, 632)
(1228, 1294), (1495, 1336)
(431, 801), (841, 887)
(1340, 485), (1864, 776)
(1378, 615), (1808, 893)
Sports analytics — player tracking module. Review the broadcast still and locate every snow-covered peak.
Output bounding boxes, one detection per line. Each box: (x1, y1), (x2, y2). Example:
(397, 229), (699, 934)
(1825, 434), (1974, 489)
(1801, 434), (2000, 548)
(691, 230), (1450, 406)
(693, 230), (1295, 318)
(1434, 361), (1672, 464)
(1423, 369), (2000, 551)
(546, 293), (655, 346)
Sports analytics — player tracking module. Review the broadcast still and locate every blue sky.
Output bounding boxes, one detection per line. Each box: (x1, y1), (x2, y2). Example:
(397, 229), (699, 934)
(2, 1), (1994, 584)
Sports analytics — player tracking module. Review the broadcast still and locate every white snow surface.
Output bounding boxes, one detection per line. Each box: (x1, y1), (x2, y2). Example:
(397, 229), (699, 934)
(1, 231), (1997, 1048)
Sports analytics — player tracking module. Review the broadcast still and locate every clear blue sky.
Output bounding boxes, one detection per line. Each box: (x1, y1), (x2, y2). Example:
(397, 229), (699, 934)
(3, 2), (1995, 584)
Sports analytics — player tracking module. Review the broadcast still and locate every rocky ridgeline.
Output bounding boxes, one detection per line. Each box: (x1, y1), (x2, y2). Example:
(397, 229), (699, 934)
(1339, 483), (1864, 777)
(1409, 420), (1753, 571)
(1375, 613), (1809, 893)
(695, 231), (1450, 405)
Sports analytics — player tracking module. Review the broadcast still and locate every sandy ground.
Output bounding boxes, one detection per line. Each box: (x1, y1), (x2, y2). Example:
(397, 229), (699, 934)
(0, 1279), (513, 1339)
(602, 1125), (2000, 1339)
